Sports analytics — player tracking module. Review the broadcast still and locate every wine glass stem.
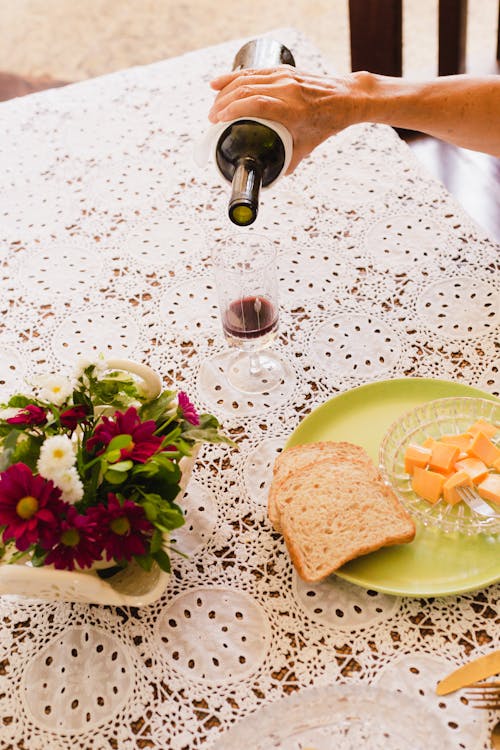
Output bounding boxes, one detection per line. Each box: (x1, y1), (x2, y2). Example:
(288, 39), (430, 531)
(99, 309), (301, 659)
(249, 351), (262, 376)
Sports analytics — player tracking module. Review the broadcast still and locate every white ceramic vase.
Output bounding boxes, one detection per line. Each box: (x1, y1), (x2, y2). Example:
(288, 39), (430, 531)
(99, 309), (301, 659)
(0, 360), (196, 606)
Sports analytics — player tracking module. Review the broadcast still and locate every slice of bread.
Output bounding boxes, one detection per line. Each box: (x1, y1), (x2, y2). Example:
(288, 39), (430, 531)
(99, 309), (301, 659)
(268, 441), (378, 532)
(273, 447), (416, 583)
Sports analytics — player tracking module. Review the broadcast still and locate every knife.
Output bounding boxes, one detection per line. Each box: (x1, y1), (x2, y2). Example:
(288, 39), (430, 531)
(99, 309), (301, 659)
(436, 651), (500, 695)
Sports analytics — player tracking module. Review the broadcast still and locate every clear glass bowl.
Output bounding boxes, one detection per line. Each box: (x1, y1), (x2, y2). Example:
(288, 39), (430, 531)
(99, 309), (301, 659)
(212, 684), (453, 750)
(379, 396), (500, 536)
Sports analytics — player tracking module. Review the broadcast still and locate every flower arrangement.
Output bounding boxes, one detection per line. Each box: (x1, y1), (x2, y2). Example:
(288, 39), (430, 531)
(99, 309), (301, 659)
(0, 360), (232, 576)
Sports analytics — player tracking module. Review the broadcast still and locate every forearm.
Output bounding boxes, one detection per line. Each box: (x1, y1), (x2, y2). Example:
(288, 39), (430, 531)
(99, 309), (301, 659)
(357, 72), (500, 156)
(209, 67), (500, 172)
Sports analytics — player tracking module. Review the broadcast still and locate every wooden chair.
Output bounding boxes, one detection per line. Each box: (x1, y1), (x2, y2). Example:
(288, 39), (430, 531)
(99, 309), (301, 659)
(349, 0), (500, 77)
(348, 0), (500, 241)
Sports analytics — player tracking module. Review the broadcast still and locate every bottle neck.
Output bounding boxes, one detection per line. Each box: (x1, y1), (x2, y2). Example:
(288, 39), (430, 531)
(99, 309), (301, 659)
(228, 158), (262, 226)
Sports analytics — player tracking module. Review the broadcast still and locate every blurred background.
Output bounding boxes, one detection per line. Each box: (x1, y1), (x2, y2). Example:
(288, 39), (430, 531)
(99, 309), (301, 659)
(0, 0), (498, 84)
(0, 0), (498, 238)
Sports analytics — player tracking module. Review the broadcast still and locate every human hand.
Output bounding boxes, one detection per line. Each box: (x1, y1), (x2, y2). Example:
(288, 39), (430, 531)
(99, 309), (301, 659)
(209, 67), (367, 173)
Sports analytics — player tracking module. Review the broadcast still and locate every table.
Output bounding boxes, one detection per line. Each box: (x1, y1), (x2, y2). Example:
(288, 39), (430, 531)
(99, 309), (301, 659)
(0, 27), (499, 750)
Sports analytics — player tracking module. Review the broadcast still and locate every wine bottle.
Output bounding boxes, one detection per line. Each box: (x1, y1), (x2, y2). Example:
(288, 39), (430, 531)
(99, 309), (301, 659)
(216, 39), (296, 226)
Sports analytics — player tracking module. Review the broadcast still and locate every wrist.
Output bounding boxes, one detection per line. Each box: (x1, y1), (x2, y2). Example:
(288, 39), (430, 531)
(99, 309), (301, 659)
(319, 70), (378, 137)
(350, 70), (379, 123)
(354, 71), (422, 130)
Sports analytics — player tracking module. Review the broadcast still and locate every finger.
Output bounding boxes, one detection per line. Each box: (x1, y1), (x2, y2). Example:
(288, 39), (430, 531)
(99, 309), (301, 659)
(209, 75), (295, 121)
(210, 66), (292, 91)
(209, 94), (287, 124)
(210, 72), (238, 90)
(210, 84), (276, 119)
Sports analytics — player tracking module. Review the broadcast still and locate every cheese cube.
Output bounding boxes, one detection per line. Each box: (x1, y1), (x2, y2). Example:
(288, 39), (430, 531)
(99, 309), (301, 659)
(467, 431), (500, 467)
(493, 457), (500, 472)
(440, 432), (473, 451)
(468, 419), (498, 439)
(443, 470), (473, 505)
(429, 441), (460, 474)
(411, 466), (445, 504)
(422, 437), (437, 449)
(404, 443), (432, 474)
(477, 474), (500, 506)
(454, 457), (489, 484)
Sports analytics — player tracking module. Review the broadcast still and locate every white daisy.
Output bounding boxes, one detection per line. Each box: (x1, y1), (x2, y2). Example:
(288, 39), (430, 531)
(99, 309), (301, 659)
(53, 466), (84, 504)
(36, 374), (73, 406)
(74, 356), (106, 381)
(37, 435), (76, 478)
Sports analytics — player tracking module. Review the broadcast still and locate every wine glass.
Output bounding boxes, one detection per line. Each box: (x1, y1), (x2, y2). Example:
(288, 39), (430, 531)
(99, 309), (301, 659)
(211, 233), (290, 394)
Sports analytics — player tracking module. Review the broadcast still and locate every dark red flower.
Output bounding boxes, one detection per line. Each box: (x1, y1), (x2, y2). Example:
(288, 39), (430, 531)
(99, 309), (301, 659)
(89, 493), (154, 562)
(86, 406), (162, 463)
(0, 463), (61, 551)
(6, 404), (47, 427)
(44, 506), (102, 570)
(60, 405), (89, 430)
(177, 391), (200, 426)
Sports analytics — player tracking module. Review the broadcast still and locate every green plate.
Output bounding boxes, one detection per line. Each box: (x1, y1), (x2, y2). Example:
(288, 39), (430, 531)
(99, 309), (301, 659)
(286, 378), (500, 597)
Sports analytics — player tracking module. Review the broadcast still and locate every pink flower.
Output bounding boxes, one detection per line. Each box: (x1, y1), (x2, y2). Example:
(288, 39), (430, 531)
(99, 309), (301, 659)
(86, 406), (162, 463)
(6, 404), (47, 427)
(177, 391), (199, 426)
(44, 506), (102, 570)
(89, 493), (154, 561)
(60, 405), (89, 430)
(0, 463), (61, 551)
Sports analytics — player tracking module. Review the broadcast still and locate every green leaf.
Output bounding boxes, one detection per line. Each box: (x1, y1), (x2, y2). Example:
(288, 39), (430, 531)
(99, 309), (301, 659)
(0, 429), (21, 471)
(110, 460), (133, 472)
(181, 414), (236, 446)
(132, 460), (181, 494)
(142, 501), (158, 521)
(83, 369), (142, 409)
(6, 394), (32, 408)
(141, 492), (167, 507)
(72, 388), (93, 411)
(134, 553), (154, 572)
(31, 547), (48, 567)
(139, 391), (176, 423)
(104, 449), (121, 463)
(132, 462), (159, 479)
(108, 434), (133, 451)
(153, 548), (171, 573)
(11, 434), (43, 471)
(104, 469), (127, 484)
(151, 454), (177, 472)
(156, 507), (185, 531)
(160, 425), (182, 442)
(81, 463), (101, 505)
(5, 548), (30, 564)
(150, 529), (164, 554)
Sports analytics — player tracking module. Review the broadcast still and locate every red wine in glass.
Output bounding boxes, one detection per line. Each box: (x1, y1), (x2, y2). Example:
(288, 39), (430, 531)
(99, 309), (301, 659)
(223, 295), (278, 345)
(210, 233), (291, 394)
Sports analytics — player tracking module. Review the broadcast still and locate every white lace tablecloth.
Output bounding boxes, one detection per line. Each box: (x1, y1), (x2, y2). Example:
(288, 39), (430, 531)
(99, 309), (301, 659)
(0, 28), (499, 750)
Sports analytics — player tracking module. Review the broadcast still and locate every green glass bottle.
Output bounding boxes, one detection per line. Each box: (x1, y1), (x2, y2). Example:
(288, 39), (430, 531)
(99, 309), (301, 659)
(216, 39), (296, 226)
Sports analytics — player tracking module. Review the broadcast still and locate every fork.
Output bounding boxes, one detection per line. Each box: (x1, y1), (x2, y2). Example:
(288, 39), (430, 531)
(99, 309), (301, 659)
(465, 682), (500, 709)
(457, 486), (500, 519)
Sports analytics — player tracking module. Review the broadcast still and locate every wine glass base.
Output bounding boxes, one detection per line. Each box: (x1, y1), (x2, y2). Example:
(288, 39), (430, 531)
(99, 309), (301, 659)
(226, 350), (289, 394)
